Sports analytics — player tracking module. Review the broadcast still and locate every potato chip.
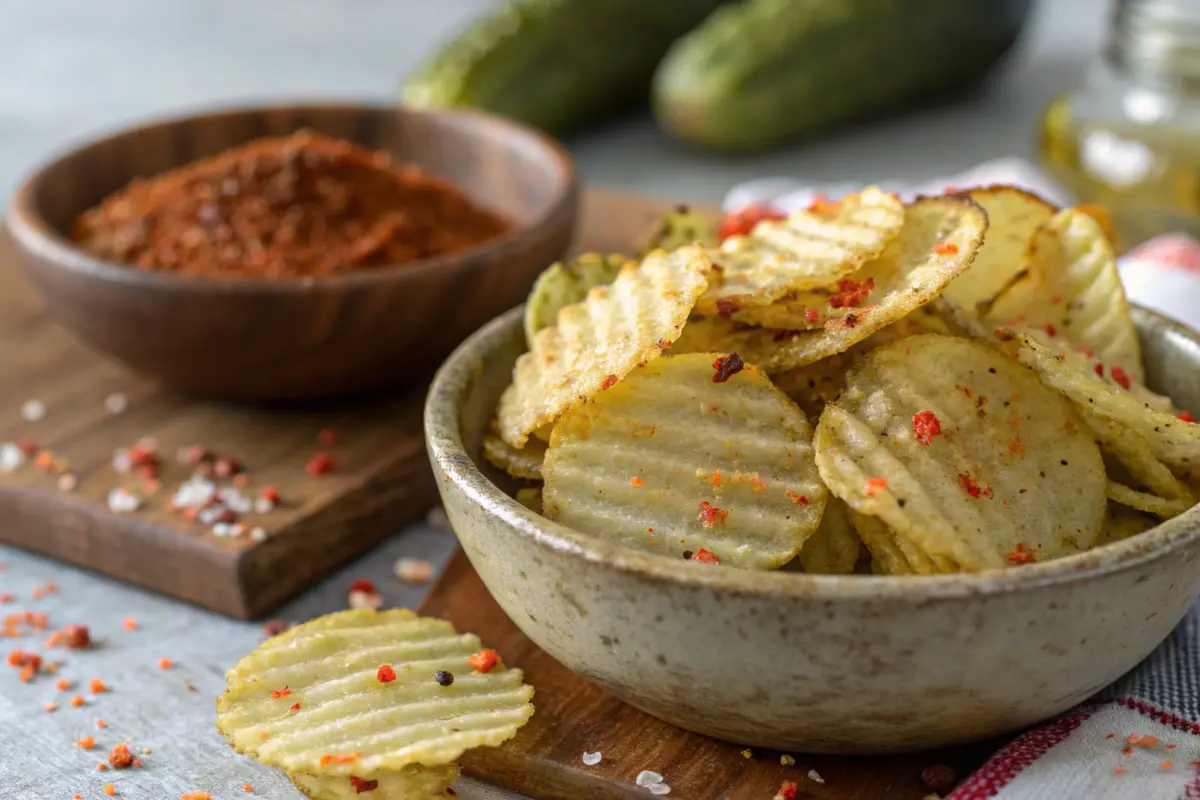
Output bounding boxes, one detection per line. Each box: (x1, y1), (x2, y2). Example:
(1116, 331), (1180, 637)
(795, 498), (862, 575)
(1107, 481), (1194, 520)
(523, 253), (627, 346)
(1100, 502), (1157, 545)
(846, 509), (913, 575)
(1080, 406), (1194, 504)
(497, 246), (711, 448)
(542, 353), (827, 569)
(514, 487), (542, 513)
(216, 609), (534, 776)
(941, 185), (1056, 312)
(1011, 331), (1200, 472)
(483, 431), (545, 480)
(291, 763), (460, 800)
(694, 187), (904, 315)
(983, 208), (1143, 383)
(672, 196), (987, 373)
(638, 206), (717, 255)
(814, 335), (1106, 570)
(769, 351), (853, 418)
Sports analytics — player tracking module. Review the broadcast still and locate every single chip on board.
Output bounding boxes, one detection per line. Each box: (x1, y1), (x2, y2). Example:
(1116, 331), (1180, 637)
(638, 206), (718, 255)
(983, 208), (1143, 383)
(694, 187), (905, 315)
(1010, 331), (1200, 473)
(542, 353), (827, 569)
(941, 185), (1057, 313)
(483, 431), (546, 480)
(497, 246), (711, 448)
(291, 763), (461, 800)
(672, 196), (987, 373)
(1107, 481), (1194, 520)
(814, 334), (1106, 571)
(216, 609), (534, 776)
(795, 498), (862, 575)
(1100, 502), (1158, 545)
(523, 253), (628, 346)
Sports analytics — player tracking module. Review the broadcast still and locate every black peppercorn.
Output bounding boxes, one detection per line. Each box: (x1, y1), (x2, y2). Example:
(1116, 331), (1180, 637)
(435, 670), (454, 687)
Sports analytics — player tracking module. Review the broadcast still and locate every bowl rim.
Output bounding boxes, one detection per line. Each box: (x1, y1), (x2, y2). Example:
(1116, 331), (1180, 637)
(426, 304), (1200, 601)
(4, 100), (578, 294)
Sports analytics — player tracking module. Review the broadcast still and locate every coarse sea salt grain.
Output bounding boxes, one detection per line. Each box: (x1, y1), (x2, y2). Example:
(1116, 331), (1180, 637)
(249, 527), (267, 543)
(808, 769), (825, 784)
(107, 488), (140, 514)
(112, 449), (133, 474)
(171, 476), (216, 510)
(348, 589), (383, 610)
(394, 557), (434, 585)
(212, 523), (234, 537)
(253, 496), (275, 515)
(57, 474), (78, 493)
(20, 400), (45, 422)
(582, 752), (602, 766)
(217, 486), (253, 515)
(104, 393), (128, 415)
(0, 443), (25, 473)
(648, 783), (671, 796)
(635, 771), (663, 787)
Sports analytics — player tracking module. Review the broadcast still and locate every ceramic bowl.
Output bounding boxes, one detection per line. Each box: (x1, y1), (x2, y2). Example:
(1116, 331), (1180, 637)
(426, 305), (1200, 754)
(6, 103), (578, 400)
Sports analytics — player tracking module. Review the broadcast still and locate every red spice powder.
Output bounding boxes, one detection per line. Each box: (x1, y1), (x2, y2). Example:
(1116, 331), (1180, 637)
(692, 549), (721, 565)
(717, 205), (787, 242)
(912, 411), (942, 446)
(108, 743), (134, 769)
(72, 131), (509, 278)
(784, 490), (809, 505)
(376, 664), (397, 684)
(1111, 365), (1132, 390)
(697, 501), (728, 528)
(468, 649), (500, 673)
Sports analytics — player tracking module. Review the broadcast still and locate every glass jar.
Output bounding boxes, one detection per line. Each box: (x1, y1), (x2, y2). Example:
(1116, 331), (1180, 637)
(1040, 0), (1200, 247)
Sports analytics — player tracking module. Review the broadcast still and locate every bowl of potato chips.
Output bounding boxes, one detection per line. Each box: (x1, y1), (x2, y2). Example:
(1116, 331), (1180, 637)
(425, 186), (1200, 753)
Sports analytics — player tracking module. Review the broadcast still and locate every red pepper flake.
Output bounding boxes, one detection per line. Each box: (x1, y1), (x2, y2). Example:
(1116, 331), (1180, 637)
(712, 352), (745, 383)
(775, 781), (799, 800)
(1043, 323), (1058, 338)
(693, 548), (720, 565)
(697, 501), (728, 528)
(262, 619), (288, 636)
(468, 649), (500, 673)
(1166, 743), (1177, 750)
(806, 192), (830, 212)
(6, 649), (23, 667)
(912, 411), (942, 445)
(715, 298), (739, 319)
(348, 579), (376, 595)
(260, 486), (281, 504)
(864, 477), (888, 497)
(933, 243), (959, 256)
(1106, 733), (1115, 739)
(1123, 747), (1134, 755)
(44, 631), (63, 648)
(108, 742), (134, 769)
(77, 735), (96, 750)
(158, 657), (175, 670)
(318, 753), (361, 766)
(270, 687), (291, 699)
(1137, 734), (1159, 748)
(62, 624), (90, 649)
(1113, 765), (1125, 775)
(1179, 411), (1196, 423)
(958, 473), (983, 498)
(104, 784), (116, 796)
(376, 664), (397, 683)
(1007, 543), (1037, 565)
(1161, 760), (1173, 770)
(1094, 362), (1105, 378)
(804, 308), (823, 326)
(349, 776), (380, 794)
(89, 678), (108, 694)
(71, 694), (85, 707)
(317, 428), (340, 447)
(828, 277), (874, 309)
(1111, 365), (1132, 390)
(55, 677), (71, 691)
(289, 702), (301, 713)
(306, 453), (335, 476)
(243, 785), (254, 794)
(600, 374), (618, 391)
(629, 476), (643, 487)
(843, 313), (859, 328)
(785, 490), (809, 505)
(717, 205), (787, 241)
(96, 719), (107, 728)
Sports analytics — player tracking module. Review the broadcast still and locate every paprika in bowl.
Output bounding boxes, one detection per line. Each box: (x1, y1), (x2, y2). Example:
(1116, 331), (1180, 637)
(6, 104), (578, 400)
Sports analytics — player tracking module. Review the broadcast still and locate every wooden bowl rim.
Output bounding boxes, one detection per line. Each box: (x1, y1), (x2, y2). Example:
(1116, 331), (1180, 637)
(426, 304), (1200, 602)
(4, 101), (578, 293)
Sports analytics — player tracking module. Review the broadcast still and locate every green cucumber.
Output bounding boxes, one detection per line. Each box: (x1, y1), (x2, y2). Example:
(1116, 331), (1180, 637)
(653, 0), (1034, 151)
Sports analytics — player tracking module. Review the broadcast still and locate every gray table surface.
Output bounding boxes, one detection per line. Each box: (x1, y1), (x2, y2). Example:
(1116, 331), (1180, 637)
(0, 1), (1105, 797)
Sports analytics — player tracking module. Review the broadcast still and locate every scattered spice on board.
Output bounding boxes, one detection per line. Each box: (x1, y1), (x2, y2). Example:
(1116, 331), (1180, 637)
(72, 130), (509, 278)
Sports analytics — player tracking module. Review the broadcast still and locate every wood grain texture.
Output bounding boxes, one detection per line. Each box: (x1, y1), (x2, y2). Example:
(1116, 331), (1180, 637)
(5, 104), (578, 400)
(422, 551), (995, 800)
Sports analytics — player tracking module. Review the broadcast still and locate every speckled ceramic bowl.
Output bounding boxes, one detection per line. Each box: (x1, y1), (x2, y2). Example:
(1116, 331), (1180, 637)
(425, 305), (1200, 754)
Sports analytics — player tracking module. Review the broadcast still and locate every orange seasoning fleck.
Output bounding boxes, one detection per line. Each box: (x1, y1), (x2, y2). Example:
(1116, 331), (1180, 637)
(376, 664), (397, 684)
(717, 205), (787, 242)
(1138, 735), (1159, 748)
(828, 277), (874, 309)
(468, 649), (500, 673)
(243, 786), (254, 794)
(1113, 765), (1125, 775)
(933, 243), (959, 256)
(715, 297), (739, 319)
(270, 687), (292, 699)
(1043, 323), (1058, 338)
(306, 453), (336, 476)
(697, 501), (728, 529)
(692, 549), (720, 565)
(96, 720), (107, 728)
(628, 476), (643, 487)
(89, 678), (108, 694)
(776, 781), (799, 800)
(1179, 411), (1196, 423)
(71, 695), (85, 707)
(712, 352), (745, 383)
(864, 477), (888, 497)
(158, 658), (175, 670)
(55, 678), (70, 690)
(1007, 544), (1037, 565)
(77, 736), (96, 750)
(958, 473), (985, 499)
(1161, 761), (1173, 770)
(104, 784), (116, 796)
(785, 490), (809, 505)
(1111, 365), (1132, 390)
(600, 374), (618, 391)
(349, 777), (380, 794)
(108, 742), (134, 769)
(1008, 436), (1026, 458)
(318, 753), (361, 766)
(912, 411), (942, 445)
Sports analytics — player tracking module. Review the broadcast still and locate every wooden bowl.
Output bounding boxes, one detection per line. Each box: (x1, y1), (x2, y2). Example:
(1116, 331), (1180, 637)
(5, 104), (578, 400)
(426, 305), (1200, 754)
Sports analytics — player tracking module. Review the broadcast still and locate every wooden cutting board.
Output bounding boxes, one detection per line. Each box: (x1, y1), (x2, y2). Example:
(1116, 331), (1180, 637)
(421, 551), (995, 800)
(0, 188), (665, 620)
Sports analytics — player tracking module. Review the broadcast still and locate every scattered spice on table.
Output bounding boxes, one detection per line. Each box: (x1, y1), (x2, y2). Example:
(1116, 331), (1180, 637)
(72, 130), (510, 278)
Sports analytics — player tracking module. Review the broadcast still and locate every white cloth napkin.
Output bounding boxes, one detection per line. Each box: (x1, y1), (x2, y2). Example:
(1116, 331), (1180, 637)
(724, 159), (1200, 798)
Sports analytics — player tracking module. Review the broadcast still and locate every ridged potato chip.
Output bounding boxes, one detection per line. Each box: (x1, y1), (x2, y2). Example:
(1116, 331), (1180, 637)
(523, 253), (628, 346)
(216, 609), (534, 776)
(291, 763), (460, 800)
(1101, 502), (1157, 545)
(983, 208), (1143, 383)
(795, 498), (862, 575)
(695, 187), (904, 315)
(1081, 406), (1194, 505)
(638, 206), (717, 254)
(497, 246), (711, 448)
(1107, 481), (1194, 520)
(673, 196), (987, 373)
(483, 431), (545, 480)
(542, 353), (827, 569)
(814, 335), (1106, 571)
(941, 185), (1056, 312)
(847, 509), (914, 575)
(515, 487), (543, 513)
(1011, 332), (1200, 472)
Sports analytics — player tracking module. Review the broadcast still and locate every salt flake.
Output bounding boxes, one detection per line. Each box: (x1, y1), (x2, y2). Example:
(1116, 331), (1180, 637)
(635, 771), (663, 787)
(107, 488), (140, 514)
(648, 783), (671, 796)
(249, 527), (268, 543)
(104, 393), (129, 415)
(394, 557), (434, 585)
(0, 443), (26, 473)
(20, 400), (45, 421)
(807, 769), (825, 784)
(581, 751), (602, 766)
